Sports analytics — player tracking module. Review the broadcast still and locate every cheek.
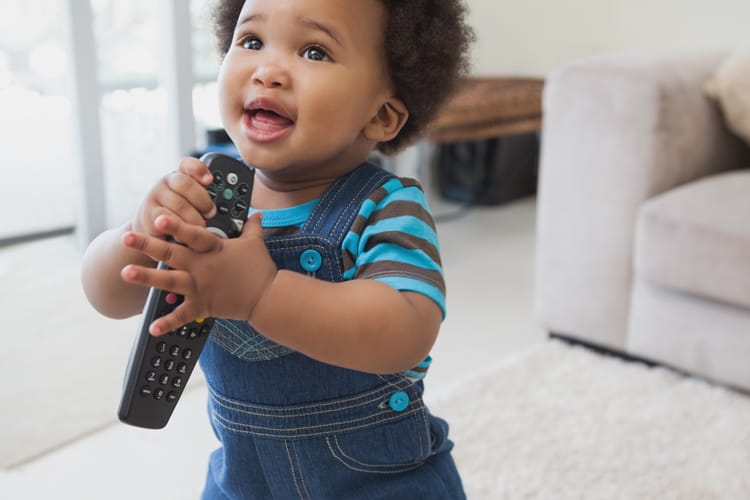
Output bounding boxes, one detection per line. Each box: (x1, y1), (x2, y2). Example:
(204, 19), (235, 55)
(216, 64), (243, 128)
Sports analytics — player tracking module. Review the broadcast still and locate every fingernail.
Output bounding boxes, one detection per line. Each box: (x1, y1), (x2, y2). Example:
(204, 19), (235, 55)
(150, 324), (162, 336)
(203, 173), (214, 184)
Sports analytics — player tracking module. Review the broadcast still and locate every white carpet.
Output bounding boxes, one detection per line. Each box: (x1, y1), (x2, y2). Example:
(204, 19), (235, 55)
(429, 340), (750, 500)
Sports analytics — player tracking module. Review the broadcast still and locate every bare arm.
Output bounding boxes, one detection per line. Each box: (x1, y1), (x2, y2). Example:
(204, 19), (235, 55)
(81, 222), (155, 318)
(253, 272), (441, 373)
(120, 214), (441, 374)
(80, 157), (217, 319)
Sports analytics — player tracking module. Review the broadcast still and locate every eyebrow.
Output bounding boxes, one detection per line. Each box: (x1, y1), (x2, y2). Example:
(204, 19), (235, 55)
(235, 12), (343, 48)
(299, 17), (343, 47)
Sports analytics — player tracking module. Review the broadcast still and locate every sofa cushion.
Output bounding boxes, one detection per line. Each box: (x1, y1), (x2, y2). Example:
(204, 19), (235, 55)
(634, 169), (750, 309)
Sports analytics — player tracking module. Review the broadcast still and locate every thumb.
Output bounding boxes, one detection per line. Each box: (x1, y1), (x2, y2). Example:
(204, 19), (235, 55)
(240, 211), (264, 240)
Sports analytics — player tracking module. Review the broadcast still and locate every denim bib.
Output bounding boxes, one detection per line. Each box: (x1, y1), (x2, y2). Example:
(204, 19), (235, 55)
(207, 162), (393, 362)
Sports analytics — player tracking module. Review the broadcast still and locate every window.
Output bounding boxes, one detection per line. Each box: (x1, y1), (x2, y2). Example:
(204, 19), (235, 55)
(0, 1), (75, 242)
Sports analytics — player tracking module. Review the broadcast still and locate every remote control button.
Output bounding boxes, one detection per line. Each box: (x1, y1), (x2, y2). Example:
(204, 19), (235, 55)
(172, 377), (183, 389)
(164, 359), (176, 372)
(140, 386), (153, 397)
(170, 345), (181, 357)
(159, 374), (169, 385)
(177, 363), (188, 374)
(183, 348), (193, 360)
(206, 187), (217, 199)
(238, 183), (250, 195)
(153, 388), (165, 400)
(200, 323), (212, 336)
(156, 342), (167, 353)
(145, 371), (158, 383)
(227, 172), (238, 185)
(223, 188), (233, 200)
(166, 392), (178, 403)
(195, 318), (205, 324)
(177, 325), (189, 338)
(165, 293), (178, 306)
(213, 171), (223, 184)
(233, 200), (248, 216)
(151, 356), (162, 368)
(217, 203), (229, 215)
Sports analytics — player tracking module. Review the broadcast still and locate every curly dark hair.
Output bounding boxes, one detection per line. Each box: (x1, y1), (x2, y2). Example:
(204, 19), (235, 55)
(211, 0), (474, 154)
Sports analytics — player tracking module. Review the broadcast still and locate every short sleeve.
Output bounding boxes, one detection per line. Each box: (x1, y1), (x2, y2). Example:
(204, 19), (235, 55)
(341, 177), (446, 319)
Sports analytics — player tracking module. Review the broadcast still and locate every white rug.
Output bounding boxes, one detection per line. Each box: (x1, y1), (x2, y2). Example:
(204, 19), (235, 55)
(430, 340), (750, 500)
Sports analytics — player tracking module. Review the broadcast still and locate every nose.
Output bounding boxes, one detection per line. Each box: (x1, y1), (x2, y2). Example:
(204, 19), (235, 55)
(252, 60), (290, 89)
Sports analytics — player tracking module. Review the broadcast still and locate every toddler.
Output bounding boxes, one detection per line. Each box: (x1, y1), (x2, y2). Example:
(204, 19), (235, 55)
(81, 0), (473, 498)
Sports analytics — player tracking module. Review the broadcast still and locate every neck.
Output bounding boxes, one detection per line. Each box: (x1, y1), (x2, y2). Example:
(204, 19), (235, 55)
(250, 171), (336, 210)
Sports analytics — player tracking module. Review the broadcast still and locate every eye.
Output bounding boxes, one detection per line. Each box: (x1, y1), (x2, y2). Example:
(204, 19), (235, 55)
(302, 46), (330, 62)
(241, 37), (263, 51)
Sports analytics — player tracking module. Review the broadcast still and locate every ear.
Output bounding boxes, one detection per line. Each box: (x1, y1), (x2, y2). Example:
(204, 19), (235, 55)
(363, 97), (409, 143)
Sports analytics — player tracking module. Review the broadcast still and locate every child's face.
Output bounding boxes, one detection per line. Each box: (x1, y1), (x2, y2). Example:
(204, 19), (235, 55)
(217, 0), (395, 185)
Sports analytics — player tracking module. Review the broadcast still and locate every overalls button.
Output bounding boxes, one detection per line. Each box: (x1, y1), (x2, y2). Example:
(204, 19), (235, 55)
(300, 249), (322, 272)
(389, 391), (410, 412)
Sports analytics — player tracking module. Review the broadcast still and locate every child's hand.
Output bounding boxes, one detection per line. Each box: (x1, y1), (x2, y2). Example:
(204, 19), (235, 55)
(119, 212), (277, 335)
(131, 157), (217, 240)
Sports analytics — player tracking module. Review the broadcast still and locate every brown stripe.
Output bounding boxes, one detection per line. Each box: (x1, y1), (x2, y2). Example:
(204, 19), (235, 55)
(368, 200), (436, 231)
(363, 231), (442, 266)
(263, 226), (302, 238)
(342, 248), (355, 273)
(356, 261), (446, 295)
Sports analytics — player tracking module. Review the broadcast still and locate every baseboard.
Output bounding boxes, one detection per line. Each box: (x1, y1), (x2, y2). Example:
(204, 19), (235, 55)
(549, 332), (659, 369)
(549, 332), (750, 398)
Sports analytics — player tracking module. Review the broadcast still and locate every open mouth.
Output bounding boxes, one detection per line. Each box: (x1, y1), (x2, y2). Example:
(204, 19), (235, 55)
(242, 101), (295, 142)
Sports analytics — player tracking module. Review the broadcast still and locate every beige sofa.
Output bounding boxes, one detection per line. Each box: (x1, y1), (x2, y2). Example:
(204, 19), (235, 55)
(535, 50), (750, 391)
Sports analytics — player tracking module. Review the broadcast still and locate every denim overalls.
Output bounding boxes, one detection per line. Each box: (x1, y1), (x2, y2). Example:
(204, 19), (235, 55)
(199, 163), (465, 499)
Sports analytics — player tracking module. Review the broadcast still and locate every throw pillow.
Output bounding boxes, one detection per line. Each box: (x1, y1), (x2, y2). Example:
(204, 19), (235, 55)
(704, 50), (750, 145)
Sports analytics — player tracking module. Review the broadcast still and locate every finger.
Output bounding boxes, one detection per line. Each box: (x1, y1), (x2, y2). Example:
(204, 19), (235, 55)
(177, 156), (214, 186)
(121, 231), (189, 270)
(240, 212), (265, 240)
(165, 171), (217, 221)
(149, 303), (203, 336)
(153, 179), (211, 227)
(154, 215), (221, 253)
(120, 263), (194, 296)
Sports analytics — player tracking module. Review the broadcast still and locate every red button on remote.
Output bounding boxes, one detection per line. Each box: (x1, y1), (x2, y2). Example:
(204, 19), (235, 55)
(165, 293), (178, 305)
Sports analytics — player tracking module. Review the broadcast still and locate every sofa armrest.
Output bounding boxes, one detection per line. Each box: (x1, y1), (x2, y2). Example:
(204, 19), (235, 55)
(534, 50), (750, 350)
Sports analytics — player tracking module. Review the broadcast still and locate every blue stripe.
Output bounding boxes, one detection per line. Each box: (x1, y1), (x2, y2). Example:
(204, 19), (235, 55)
(375, 276), (446, 319)
(357, 244), (442, 272)
(375, 185), (431, 212)
(362, 216), (439, 247)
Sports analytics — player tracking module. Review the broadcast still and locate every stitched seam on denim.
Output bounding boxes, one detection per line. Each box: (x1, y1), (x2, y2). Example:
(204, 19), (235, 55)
(284, 441), (306, 500)
(325, 437), (424, 474)
(211, 407), (421, 438)
(207, 381), (410, 415)
(289, 440), (311, 499)
(307, 174), (350, 234)
(331, 434), (425, 469)
(214, 320), (292, 360)
(328, 171), (390, 242)
(211, 401), (413, 431)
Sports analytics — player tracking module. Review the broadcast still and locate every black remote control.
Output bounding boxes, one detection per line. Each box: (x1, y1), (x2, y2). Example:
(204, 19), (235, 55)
(118, 153), (253, 429)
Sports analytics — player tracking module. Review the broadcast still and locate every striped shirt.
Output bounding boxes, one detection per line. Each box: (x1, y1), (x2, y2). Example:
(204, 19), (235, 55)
(250, 176), (446, 318)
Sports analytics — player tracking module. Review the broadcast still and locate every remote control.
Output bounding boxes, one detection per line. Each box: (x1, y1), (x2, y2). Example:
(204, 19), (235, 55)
(118, 153), (253, 429)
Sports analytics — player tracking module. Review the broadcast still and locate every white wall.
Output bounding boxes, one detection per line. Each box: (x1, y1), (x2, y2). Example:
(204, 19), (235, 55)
(468, 0), (749, 77)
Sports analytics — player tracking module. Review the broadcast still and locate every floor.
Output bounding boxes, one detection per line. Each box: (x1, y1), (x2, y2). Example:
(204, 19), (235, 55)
(0, 193), (545, 499)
